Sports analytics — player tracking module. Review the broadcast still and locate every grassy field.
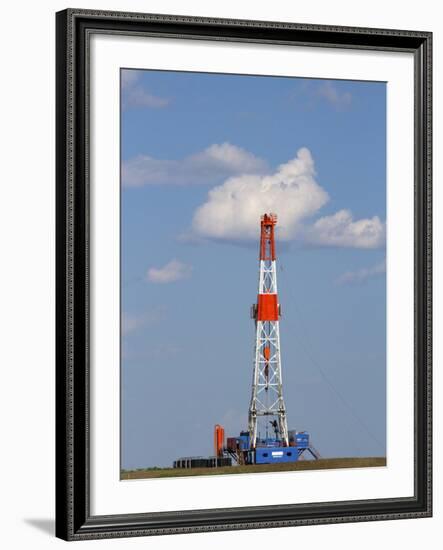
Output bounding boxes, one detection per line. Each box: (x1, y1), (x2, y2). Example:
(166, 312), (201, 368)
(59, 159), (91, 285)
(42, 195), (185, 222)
(121, 457), (386, 480)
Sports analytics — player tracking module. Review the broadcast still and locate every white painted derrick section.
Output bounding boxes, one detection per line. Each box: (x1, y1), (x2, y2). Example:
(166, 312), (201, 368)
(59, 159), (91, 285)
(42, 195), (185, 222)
(258, 260), (278, 294)
(248, 258), (289, 447)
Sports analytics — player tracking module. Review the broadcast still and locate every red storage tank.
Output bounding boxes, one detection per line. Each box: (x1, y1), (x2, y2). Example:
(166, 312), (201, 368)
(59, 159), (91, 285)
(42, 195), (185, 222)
(214, 424), (225, 457)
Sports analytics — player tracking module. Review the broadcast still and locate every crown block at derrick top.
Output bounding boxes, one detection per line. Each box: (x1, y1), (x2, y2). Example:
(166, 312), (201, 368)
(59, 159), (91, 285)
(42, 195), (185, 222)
(260, 213), (277, 261)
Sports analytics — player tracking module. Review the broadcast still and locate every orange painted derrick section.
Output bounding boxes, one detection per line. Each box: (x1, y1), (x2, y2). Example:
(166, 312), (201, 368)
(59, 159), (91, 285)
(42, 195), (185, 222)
(257, 294), (279, 321)
(260, 213), (277, 261)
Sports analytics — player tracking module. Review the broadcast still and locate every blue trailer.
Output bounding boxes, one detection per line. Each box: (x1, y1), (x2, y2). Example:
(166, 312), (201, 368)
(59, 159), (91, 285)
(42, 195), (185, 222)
(254, 446), (299, 464)
(225, 430), (320, 465)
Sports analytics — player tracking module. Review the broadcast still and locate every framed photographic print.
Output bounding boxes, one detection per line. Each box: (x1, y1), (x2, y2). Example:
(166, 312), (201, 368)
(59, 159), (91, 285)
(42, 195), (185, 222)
(55, 8), (432, 540)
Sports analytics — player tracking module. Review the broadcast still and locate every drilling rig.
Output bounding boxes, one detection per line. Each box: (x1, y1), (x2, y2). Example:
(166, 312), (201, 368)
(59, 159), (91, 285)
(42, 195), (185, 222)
(248, 213), (289, 450)
(173, 213), (319, 469)
(222, 213), (319, 465)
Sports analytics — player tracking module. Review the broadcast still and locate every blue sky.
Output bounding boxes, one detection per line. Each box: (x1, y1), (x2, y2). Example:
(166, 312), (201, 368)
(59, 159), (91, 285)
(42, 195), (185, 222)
(120, 69), (386, 470)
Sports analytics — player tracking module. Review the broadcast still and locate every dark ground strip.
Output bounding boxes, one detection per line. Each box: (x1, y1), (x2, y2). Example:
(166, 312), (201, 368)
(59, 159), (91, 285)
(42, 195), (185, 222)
(121, 457), (386, 480)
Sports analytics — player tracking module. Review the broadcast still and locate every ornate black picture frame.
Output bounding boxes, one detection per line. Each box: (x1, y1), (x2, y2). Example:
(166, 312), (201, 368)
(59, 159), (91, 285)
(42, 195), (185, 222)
(55, 8), (432, 541)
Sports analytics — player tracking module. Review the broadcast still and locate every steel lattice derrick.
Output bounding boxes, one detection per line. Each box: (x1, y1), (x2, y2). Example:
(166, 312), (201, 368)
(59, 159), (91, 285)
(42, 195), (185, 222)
(248, 214), (289, 448)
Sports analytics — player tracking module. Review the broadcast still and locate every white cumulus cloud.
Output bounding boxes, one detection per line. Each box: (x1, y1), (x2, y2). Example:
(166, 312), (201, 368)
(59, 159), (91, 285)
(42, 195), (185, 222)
(191, 148), (385, 249)
(316, 81), (352, 109)
(337, 259), (386, 285)
(192, 147), (328, 241)
(146, 260), (192, 284)
(290, 80), (352, 111)
(121, 69), (170, 109)
(122, 308), (165, 335)
(122, 142), (268, 187)
(305, 209), (385, 249)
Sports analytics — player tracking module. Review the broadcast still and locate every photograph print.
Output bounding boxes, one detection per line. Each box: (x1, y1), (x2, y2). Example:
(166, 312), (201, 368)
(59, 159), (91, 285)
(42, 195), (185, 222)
(120, 68), (387, 480)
